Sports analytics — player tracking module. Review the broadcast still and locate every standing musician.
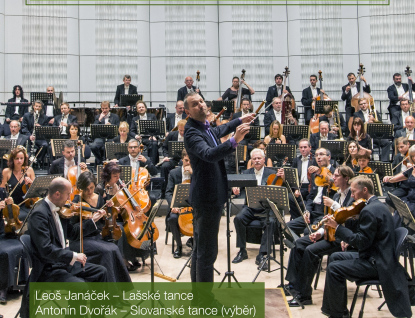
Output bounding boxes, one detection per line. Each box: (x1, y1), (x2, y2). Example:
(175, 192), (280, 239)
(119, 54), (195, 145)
(165, 149), (193, 258)
(353, 98), (390, 162)
(177, 76), (204, 102)
(218, 76), (255, 102)
(114, 75), (138, 125)
(184, 92), (254, 305)
(49, 140), (87, 177)
(310, 121), (335, 153)
(111, 122), (133, 144)
(395, 115), (415, 140)
(4, 85), (29, 137)
(233, 99), (259, 126)
(287, 148), (335, 236)
(5, 120), (29, 146)
(319, 104), (346, 138)
(292, 139), (314, 201)
(130, 101), (159, 165)
(264, 120), (286, 145)
(160, 119), (186, 199)
(1, 147), (35, 220)
(347, 117), (372, 155)
(285, 166), (355, 307)
(21, 100), (51, 166)
(266, 74), (292, 106)
(301, 74), (321, 125)
(52, 102), (78, 139)
(231, 148), (279, 270)
(341, 72), (371, 128)
(90, 101), (120, 166)
(69, 171), (131, 282)
(46, 86), (63, 119)
(387, 73), (415, 120)
(166, 100), (187, 132)
(264, 97), (297, 136)
(391, 99), (415, 133)
(321, 175), (412, 318)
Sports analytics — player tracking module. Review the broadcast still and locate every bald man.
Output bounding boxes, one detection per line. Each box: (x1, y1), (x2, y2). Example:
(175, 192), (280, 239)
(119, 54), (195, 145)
(177, 76), (204, 101)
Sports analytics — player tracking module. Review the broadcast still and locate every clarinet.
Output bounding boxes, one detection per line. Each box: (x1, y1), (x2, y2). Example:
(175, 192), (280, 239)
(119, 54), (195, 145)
(30, 112), (39, 160)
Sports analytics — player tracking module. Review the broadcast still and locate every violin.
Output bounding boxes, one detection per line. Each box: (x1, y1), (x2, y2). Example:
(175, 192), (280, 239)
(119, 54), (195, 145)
(21, 166), (39, 208)
(59, 201), (94, 219)
(101, 204), (122, 242)
(314, 166), (339, 191)
(266, 156), (288, 186)
(359, 166), (373, 174)
(2, 188), (22, 235)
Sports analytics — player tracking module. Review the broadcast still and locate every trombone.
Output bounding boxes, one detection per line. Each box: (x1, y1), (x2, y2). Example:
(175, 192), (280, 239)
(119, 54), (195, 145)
(332, 104), (344, 141)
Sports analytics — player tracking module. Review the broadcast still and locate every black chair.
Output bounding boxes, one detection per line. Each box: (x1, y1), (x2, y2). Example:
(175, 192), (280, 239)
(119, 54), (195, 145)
(349, 227), (408, 318)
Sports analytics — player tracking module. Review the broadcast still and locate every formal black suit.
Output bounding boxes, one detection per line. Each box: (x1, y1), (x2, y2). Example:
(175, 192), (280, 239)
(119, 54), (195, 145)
(233, 167), (276, 254)
(184, 117), (240, 296)
(341, 82), (371, 130)
(21, 112), (49, 163)
(160, 131), (182, 195)
(166, 112), (187, 132)
(319, 113), (347, 138)
(5, 133), (29, 147)
(291, 155), (316, 200)
(49, 156), (86, 175)
(309, 133), (335, 153)
(130, 113), (159, 164)
(385, 152), (411, 209)
(177, 86), (204, 102)
(301, 86), (320, 125)
(394, 128), (415, 139)
(265, 85), (292, 105)
(118, 155), (158, 176)
(322, 196), (412, 318)
(391, 110), (415, 132)
(5, 98), (29, 122)
(114, 84), (138, 106)
(52, 113), (78, 138)
(90, 113), (121, 164)
(387, 83), (415, 117)
(263, 109), (298, 136)
(286, 190), (355, 298)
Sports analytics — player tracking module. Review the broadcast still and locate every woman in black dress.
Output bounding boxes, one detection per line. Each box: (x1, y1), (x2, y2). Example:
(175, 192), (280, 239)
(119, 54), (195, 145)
(348, 117), (372, 156)
(112, 122), (132, 144)
(218, 76), (255, 105)
(264, 120), (286, 145)
(68, 123), (91, 159)
(69, 171), (131, 282)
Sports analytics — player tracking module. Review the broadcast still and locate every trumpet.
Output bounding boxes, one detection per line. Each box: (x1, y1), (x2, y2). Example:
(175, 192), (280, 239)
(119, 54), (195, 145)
(370, 103), (381, 123)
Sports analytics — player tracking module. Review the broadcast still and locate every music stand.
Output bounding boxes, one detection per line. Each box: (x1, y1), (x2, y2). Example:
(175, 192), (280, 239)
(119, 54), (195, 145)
(0, 140), (13, 169)
(235, 145), (248, 174)
(35, 126), (60, 140)
(137, 120), (166, 137)
(366, 124), (394, 160)
(212, 100), (234, 118)
(90, 124), (118, 140)
(120, 94), (142, 108)
(282, 125), (309, 146)
(355, 172), (383, 197)
(244, 126), (261, 142)
(51, 139), (84, 158)
(283, 167), (300, 189)
(105, 143), (128, 160)
(315, 100), (339, 115)
(30, 92), (54, 106)
(388, 192), (415, 232)
(368, 161), (392, 181)
(219, 174), (257, 288)
(168, 141), (185, 161)
(266, 144), (296, 166)
(320, 140), (347, 164)
(96, 165), (131, 184)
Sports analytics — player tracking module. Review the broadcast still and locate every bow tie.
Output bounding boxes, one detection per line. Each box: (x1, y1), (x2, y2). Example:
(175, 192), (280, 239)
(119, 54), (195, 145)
(350, 84), (356, 88)
(301, 156), (309, 162)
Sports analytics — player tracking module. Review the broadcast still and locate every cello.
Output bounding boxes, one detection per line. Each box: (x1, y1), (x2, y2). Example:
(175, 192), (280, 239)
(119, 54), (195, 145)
(310, 70), (331, 134)
(129, 146), (151, 213)
(67, 141), (88, 201)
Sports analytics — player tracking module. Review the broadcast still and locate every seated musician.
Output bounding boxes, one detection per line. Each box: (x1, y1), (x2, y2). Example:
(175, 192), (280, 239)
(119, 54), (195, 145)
(112, 121), (133, 144)
(51, 102), (77, 139)
(301, 74), (320, 125)
(166, 100), (186, 132)
(344, 141), (359, 171)
(285, 166), (355, 307)
(266, 74), (292, 106)
(264, 120), (286, 145)
(384, 137), (412, 210)
(130, 101), (159, 165)
(218, 76), (255, 103)
(391, 99), (415, 133)
(310, 121), (335, 153)
(118, 139), (158, 176)
(357, 153), (373, 173)
(246, 141), (273, 169)
(321, 175), (412, 318)
(233, 98), (259, 126)
(177, 76), (204, 102)
(292, 139), (314, 201)
(232, 148), (279, 270)
(21, 100), (49, 166)
(160, 119), (186, 199)
(67, 123), (91, 160)
(353, 98), (390, 162)
(1, 147), (35, 221)
(165, 149), (193, 258)
(3, 85), (29, 137)
(395, 115), (415, 140)
(49, 140), (87, 177)
(319, 104), (346, 139)
(69, 171), (131, 282)
(264, 97), (297, 136)
(0, 172), (29, 305)
(348, 116), (372, 155)
(5, 120), (29, 146)
(287, 148), (335, 237)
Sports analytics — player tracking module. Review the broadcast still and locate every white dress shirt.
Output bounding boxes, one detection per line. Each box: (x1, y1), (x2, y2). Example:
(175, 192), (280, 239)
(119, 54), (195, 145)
(300, 157), (309, 184)
(395, 84), (405, 97)
(361, 110), (370, 123)
(276, 86), (282, 96)
(406, 129), (414, 140)
(350, 83), (358, 96)
(310, 86), (318, 98)
(273, 110), (282, 123)
(174, 113), (182, 128)
(10, 132), (19, 140)
(182, 166), (191, 183)
(124, 85), (129, 95)
(61, 113), (69, 134)
(14, 97), (21, 114)
(402, 111), (410, 125)
(129, 155), (140, 169)
(64, 158), (75, 178)
(139, 114), (147, 120)
(254, 166), (264, 186)
(178, 134), (184, 142)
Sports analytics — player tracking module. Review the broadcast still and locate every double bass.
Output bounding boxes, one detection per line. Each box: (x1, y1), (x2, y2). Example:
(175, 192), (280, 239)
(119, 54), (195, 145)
(403, 66), (415, 110)
(310, 70), (331, 134)
(279, 66), (296, 125)
(235, 69), (246, 111)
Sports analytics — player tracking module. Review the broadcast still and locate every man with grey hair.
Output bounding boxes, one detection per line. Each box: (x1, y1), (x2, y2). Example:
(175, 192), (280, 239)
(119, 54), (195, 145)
(309, 121), (335, 153)
(232, 148), (281, 269)
(5, 120), (29, 146)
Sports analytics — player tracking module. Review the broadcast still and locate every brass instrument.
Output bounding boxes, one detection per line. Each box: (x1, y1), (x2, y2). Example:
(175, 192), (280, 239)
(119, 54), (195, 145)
(370, 103), (381, 123)
(333, 104), (344, 140)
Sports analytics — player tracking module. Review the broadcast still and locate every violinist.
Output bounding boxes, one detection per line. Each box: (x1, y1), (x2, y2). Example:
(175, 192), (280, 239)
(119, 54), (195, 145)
(3, 85), (29, 137)
(347, 117), (372, 156)
(395, 115), (415, 140)
(264, 97), (297, 136)
(319, 104), (346, 138)
(118, 139), (158, 176)
(69, 171), (131, 282)
(265, 74), (292, 106)
(301, 74), (320, 125)
(310, 121), (335, 153)
(111, 121), (133, 144)
(51, 103), (77, 139)
(287, 148), (335, 237)
(232, 148), (279, 270)
(218, 76), (255, 102)
(165, 149), (193, 258)
(0, 146), (35, 220)
(263, 120), (286, 145)
(357, 153), (373, 173)
(344, 141), (359, 170)
(391, 99), (415, 133)
(387, 73), (415, 120)
(285, 166), (355, 307)
(67, 123), (91, 160)
(321, 175), (412, 318)
(49, 140), (87, 177)
(90, 101), (120, 166)
(0, 173), (29, 305)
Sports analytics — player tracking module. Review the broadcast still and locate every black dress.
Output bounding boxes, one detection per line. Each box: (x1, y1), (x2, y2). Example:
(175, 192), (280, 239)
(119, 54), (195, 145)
(347, 133), (372, 150)
(0, 188), (29, 293)
(221, 87), (251, 101)
(7, 172), (30, 221)
(69, 194), (131, 283)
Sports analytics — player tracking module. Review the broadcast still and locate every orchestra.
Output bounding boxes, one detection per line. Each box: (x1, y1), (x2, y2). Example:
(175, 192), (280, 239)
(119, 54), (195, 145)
(2, 67), (415, 318)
